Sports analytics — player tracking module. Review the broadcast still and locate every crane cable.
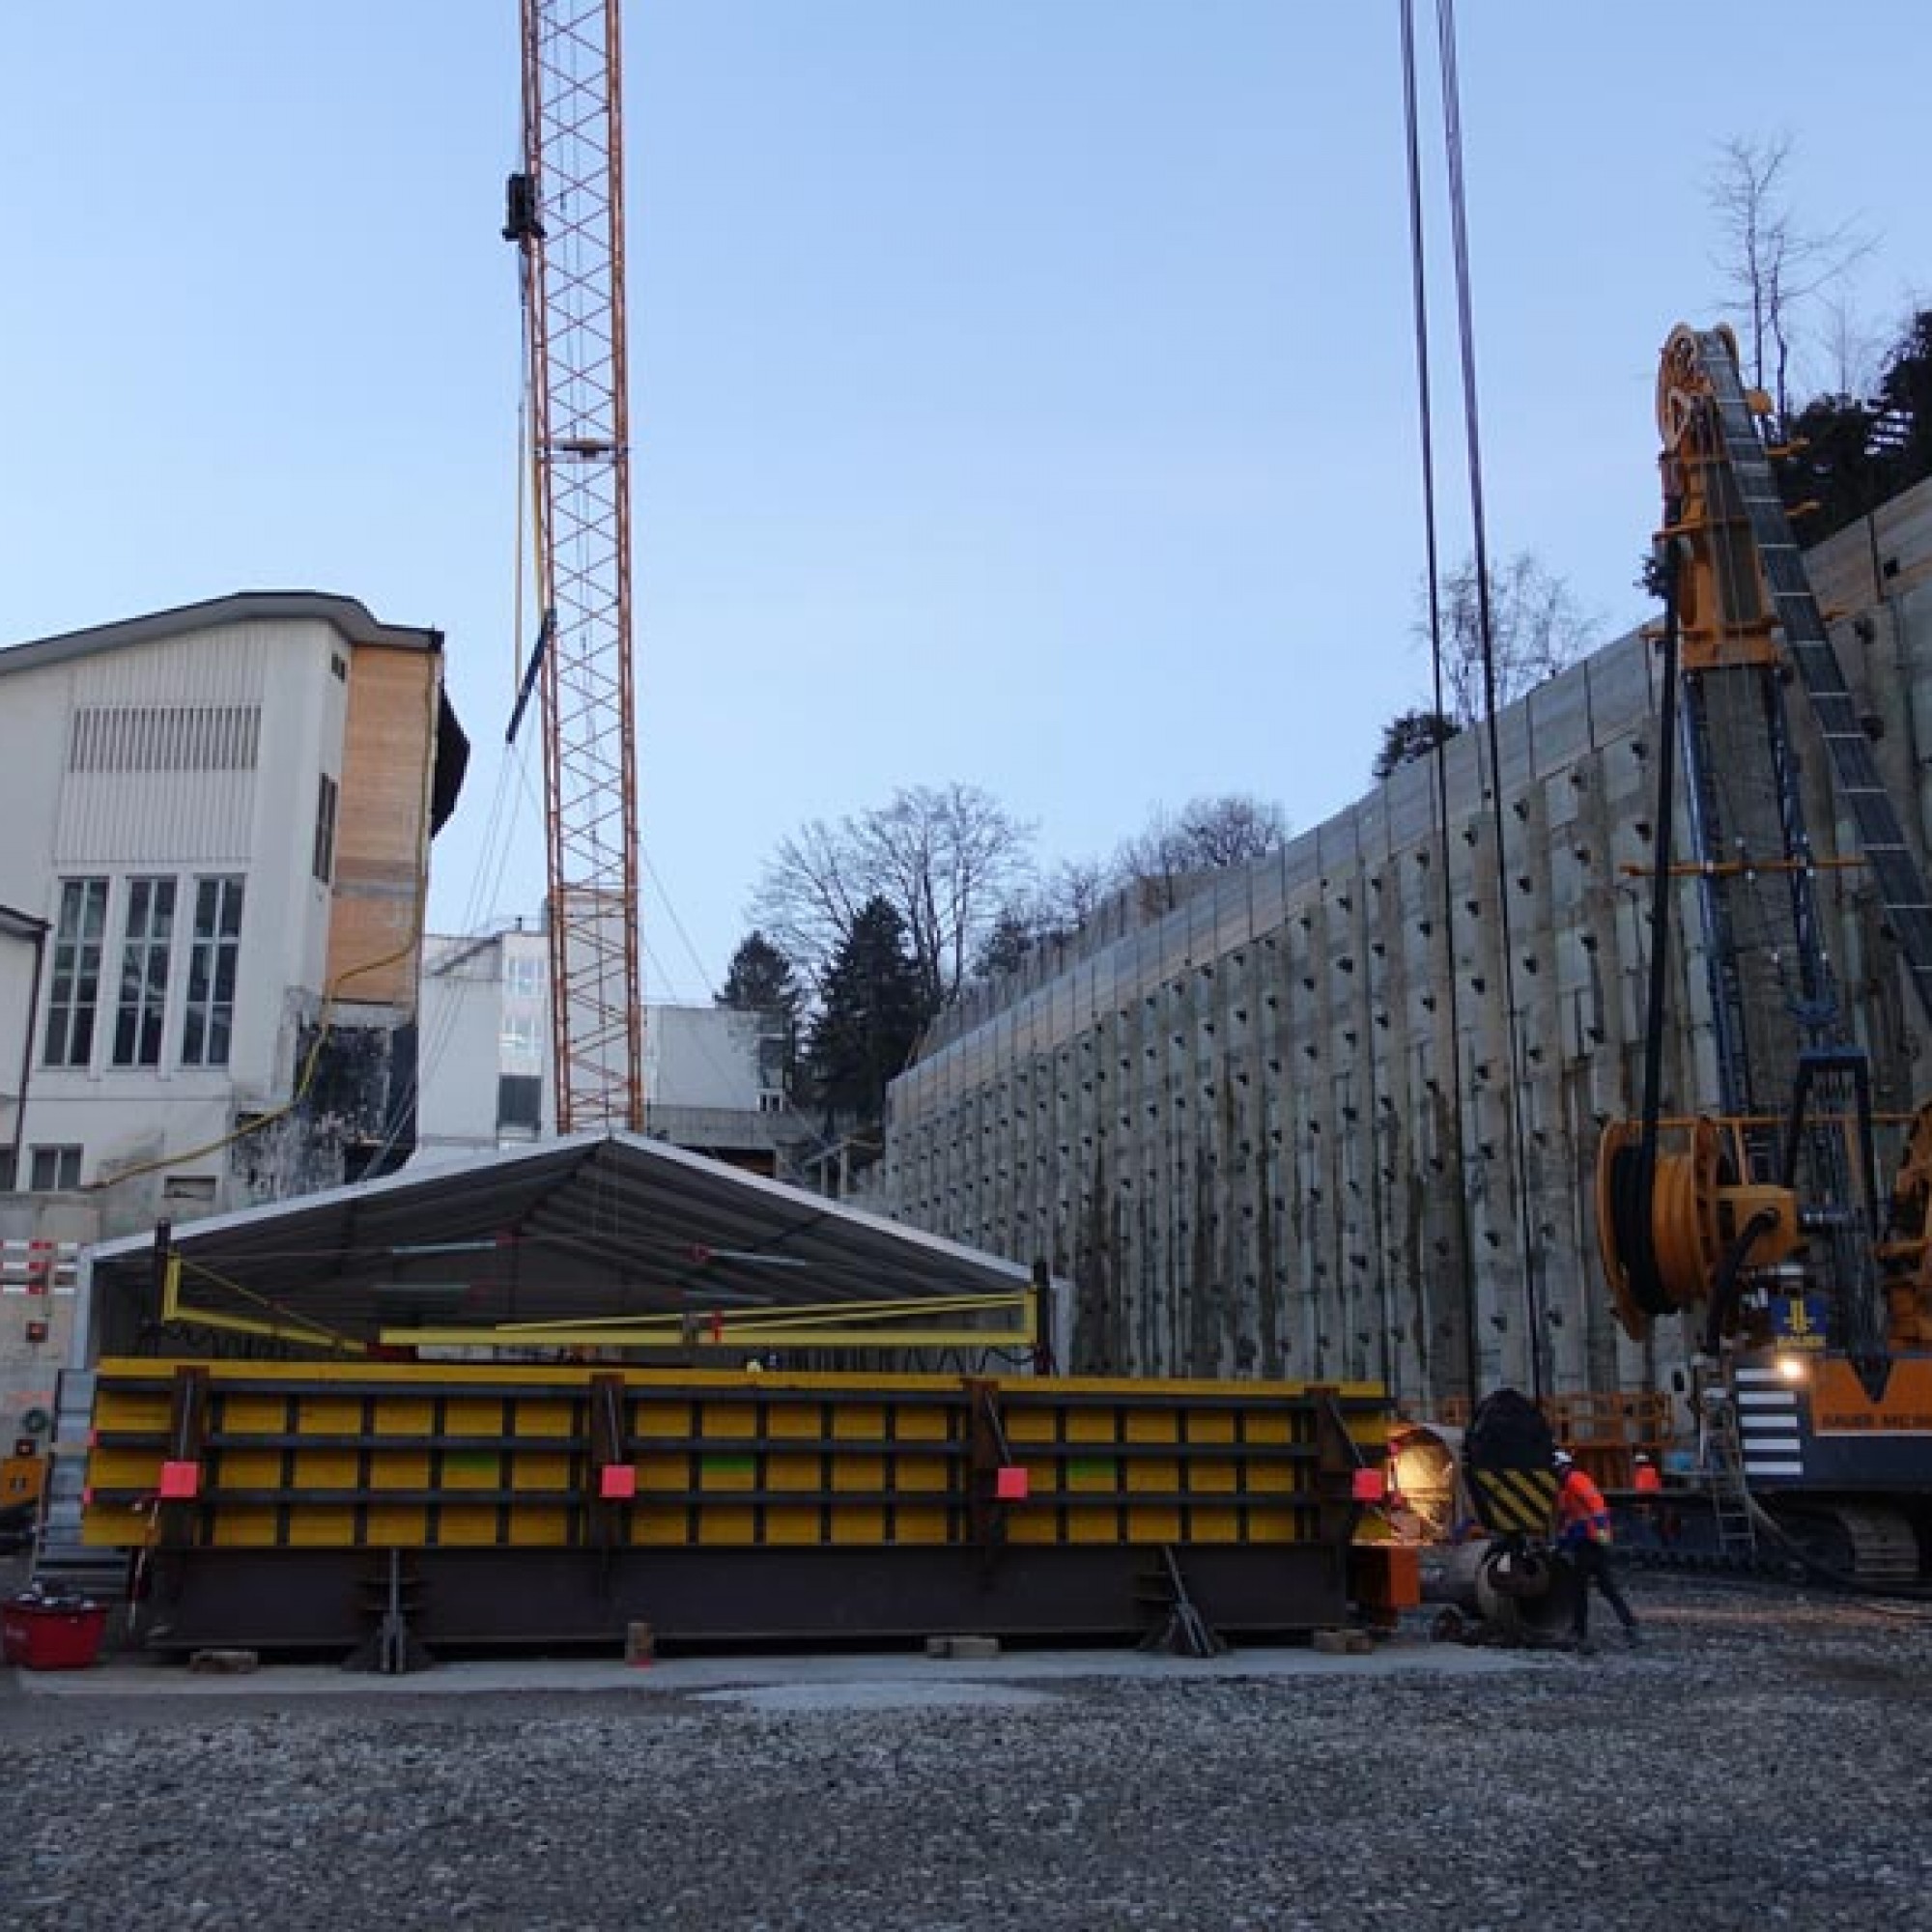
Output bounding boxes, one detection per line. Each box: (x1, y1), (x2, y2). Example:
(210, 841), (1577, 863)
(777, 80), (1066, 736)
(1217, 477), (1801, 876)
(98, 323), (546, 1193)
(1397, 0), (1480, 1407)
(1431, 0), (1547, 1397)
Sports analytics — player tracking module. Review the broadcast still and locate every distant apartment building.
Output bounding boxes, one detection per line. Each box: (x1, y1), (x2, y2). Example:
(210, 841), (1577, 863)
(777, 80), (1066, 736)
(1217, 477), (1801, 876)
(416, 924), (554, 1150)
(417, 923), (808, 1175)
(0, 590), (468, 1446)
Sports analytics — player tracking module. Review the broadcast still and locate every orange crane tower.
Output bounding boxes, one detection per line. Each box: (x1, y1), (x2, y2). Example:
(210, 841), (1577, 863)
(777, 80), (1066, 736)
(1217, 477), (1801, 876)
(505, 0), (644, 1132)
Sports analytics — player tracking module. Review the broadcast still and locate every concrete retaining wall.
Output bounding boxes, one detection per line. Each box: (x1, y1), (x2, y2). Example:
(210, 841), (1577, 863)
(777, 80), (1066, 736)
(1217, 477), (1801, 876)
(882, 483), (1932, 1410)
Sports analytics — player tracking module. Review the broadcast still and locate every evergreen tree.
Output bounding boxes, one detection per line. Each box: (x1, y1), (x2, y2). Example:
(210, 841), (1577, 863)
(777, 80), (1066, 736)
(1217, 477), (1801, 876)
(973, 907), (1038, 981)
(1373, 708), (1459, 781)
(1875, 309), (1932, 490)
(717, 930), (804, 1104)
(1774, 309), (1932, 542)
(717, 931), (803, 1021)
(1776, 394), (1887, 540)
(805, 896), (931, 1123)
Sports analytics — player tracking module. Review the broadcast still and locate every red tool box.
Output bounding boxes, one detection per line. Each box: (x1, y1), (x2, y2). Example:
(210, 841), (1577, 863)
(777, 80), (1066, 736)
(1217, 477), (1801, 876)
(2, 1593), (106, 1670)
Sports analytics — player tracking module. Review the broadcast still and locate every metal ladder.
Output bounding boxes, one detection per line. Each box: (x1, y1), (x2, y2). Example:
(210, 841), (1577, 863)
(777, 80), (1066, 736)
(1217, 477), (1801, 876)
(1694, 327), (1932, 1033)
(30, 1370), (131, 1601)
(1701, 1393), (1759, 1561)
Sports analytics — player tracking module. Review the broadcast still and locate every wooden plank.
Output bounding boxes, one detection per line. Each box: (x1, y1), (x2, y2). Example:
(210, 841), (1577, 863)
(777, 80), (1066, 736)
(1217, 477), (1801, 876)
(326, 646), (438, 1005)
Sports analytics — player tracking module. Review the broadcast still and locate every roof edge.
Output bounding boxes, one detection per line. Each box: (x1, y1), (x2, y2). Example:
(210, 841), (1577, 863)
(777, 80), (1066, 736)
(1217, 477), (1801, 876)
(1, 591), (443, 675)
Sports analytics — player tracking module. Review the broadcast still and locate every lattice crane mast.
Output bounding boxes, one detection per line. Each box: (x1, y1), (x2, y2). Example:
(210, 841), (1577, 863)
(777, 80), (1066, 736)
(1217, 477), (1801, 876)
(504, 0), (643, 1133)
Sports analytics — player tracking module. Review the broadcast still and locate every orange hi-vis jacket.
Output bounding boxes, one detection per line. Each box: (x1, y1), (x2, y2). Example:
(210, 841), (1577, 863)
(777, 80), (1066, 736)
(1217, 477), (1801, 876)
(1634, 1463), (1663, 1495)
(1555, 1466), (1612, 1547)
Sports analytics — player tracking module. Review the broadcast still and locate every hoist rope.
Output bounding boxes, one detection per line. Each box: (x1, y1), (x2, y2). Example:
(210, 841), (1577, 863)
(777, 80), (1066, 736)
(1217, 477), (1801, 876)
(1432, 0), (1547, 1398)
(1397, 0), (1480, 1406)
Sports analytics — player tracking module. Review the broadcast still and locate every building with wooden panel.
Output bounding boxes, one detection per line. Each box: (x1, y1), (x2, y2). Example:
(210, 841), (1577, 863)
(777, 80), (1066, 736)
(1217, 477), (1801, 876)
(0, 591), (468, 1235)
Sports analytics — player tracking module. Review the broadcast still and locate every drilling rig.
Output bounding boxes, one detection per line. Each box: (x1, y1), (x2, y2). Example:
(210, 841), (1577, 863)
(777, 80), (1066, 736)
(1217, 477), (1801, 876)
(1596, 323), (1932, 1584)
(504, 0), (644, 1133)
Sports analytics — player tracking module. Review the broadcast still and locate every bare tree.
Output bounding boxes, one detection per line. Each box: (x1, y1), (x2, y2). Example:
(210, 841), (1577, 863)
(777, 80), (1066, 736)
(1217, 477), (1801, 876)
(748, 817), (867, 997)
(1039, 857), (1111, 932)
(750, 783), (1035, 1009)
(1172, 793), (1288, 868)
(1424, 552), (1597, 726)
(970, 860), (1116, 982)
(1111, 792), (1289, 916)
(1708, 132), (1876, 422)
(1816, 293), (1885, 403)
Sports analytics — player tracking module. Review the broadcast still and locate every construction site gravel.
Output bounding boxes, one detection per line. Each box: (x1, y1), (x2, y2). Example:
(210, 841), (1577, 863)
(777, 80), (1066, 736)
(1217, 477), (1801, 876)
(4, 1573), (1929, 1931)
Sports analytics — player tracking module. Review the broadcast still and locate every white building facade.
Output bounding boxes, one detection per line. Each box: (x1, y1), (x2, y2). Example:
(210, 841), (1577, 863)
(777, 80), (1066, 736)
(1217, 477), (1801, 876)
(416, 924), (805, 1175)
(0, 591), (466, 1230)
(0, 590), (466, 1453)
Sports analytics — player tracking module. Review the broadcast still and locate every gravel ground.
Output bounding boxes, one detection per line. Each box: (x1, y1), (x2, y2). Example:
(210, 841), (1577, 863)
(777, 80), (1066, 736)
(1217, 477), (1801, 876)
(4, 1574), (1930, 1930)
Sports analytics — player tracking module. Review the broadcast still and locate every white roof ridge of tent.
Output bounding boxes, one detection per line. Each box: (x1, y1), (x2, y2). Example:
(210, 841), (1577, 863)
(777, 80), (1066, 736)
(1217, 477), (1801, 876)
(89, 1130), (1032, 1280)
(84, 1132), (1038, 1349)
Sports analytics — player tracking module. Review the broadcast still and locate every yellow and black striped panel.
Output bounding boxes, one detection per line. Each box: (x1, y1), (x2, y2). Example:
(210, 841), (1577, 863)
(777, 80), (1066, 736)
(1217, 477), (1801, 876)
(82, 1360), (1390, 1556)
(1470, 1464), (1558, 1538)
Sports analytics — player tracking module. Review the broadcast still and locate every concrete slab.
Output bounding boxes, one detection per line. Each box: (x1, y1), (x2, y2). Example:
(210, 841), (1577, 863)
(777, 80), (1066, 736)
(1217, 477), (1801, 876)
(12, 1635), (1544, 1701)
(696, 1679), (1062, 1714)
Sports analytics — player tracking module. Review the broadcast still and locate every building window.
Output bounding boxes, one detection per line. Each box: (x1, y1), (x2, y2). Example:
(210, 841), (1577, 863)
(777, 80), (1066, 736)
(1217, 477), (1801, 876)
(183, 875), (244, 1067)
(500, 1010), (543, 1073)
(113, 875), (177, 1067)
(28, 1145), (83, 1190)
(497, 1073), (543, 1134)
(505, 953), (545, 1000)
(43, 877), (108, 1067)
(69, 703), (260, 773)
(313, 773), (339, 883)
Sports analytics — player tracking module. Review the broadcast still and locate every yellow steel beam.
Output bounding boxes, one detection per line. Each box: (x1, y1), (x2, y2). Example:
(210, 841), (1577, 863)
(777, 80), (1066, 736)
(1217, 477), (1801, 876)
(156, 1259), (1033, 1357)
(1620, 855), (1864, 880)
(157, 1304), (367, 1355)
(163, 1256), (369, 1357)
(488, 1291), (1031, 1334)
(379, 1321), (1035, 1350)
(387, 1288), (1039, 1352)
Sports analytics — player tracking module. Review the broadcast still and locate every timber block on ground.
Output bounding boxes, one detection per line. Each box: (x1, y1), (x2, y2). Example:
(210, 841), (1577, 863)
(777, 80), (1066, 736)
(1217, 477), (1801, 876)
(925, 1634), (1002, 1661)
(1312, 1629), (1375, 1657)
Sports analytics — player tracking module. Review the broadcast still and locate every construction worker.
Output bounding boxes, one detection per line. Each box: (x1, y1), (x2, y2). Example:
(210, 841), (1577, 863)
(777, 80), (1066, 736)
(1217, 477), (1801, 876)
(1553, 1450), (1641, 1654)
(1631, 1449), (1662, 1546)
(1633, 1449), (1682, 1548)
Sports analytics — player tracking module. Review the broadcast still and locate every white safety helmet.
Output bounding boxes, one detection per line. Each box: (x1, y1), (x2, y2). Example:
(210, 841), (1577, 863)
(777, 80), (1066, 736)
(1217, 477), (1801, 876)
(1552, 1450), (1574, 1470)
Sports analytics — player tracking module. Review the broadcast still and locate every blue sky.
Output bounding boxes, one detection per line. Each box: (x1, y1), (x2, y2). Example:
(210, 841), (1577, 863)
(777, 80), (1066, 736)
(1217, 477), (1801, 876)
(9, 4), (1930, 999)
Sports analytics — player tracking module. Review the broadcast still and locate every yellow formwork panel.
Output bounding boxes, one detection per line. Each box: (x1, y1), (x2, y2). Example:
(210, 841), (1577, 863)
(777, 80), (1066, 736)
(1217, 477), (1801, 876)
(633, 1508), (686, 1549)
(82, 1360), (1388, 1557)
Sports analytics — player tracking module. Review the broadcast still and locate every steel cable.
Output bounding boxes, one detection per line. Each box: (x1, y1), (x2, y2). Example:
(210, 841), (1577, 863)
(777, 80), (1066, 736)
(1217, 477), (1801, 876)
(1433, 0), (1546, 1396)
(1397, 0), (1480, 1406)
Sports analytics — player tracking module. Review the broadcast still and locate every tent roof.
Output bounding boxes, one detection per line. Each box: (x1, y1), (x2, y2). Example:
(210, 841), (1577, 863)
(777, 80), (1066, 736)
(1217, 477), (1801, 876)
(90, 1132), (1033, 1351)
